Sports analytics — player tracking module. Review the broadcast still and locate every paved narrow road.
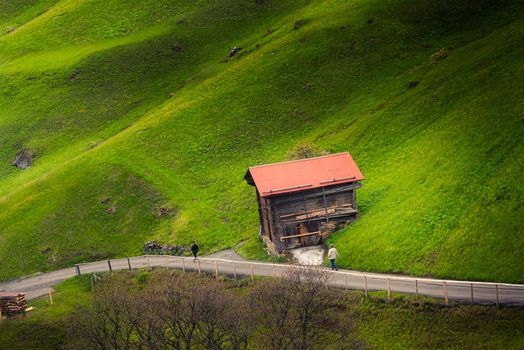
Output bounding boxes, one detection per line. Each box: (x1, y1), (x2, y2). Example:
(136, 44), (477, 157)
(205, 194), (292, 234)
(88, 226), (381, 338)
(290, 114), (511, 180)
(1, 255), (523, 306)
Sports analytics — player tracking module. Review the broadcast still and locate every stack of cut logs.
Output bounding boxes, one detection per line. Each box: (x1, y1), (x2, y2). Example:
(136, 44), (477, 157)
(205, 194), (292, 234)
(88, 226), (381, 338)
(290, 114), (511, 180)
(0, 292), (27, 315)
(280, 204), (357, 222)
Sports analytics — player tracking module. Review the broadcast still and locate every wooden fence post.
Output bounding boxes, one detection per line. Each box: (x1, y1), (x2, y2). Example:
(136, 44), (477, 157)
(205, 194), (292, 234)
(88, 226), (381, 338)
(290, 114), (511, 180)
(250, 264), (254, 281)
(48, 288), (53, 305)
(214, 260), (219, 277)
(197, 260), (202, 274)
(387, 278), (391, 302)
(75, 265), (81, 276)
(90, 274), (94, 291)
(415, 280), (419, 301)
(127, 258), (132, 270)
(182, 258), (186, 273)
(147, 256), (150, 268)
(364, 276), (368, 298)
(345, 274), (348, 291)
(496, 284), (500, 307)
(233, 262), (237, 280)
(470, 283), (474, 304)
(107, 260), (112, 273)
(166, 255), (169, 269)
(272, 265), (276, 277)
(443, 282), (448, 305)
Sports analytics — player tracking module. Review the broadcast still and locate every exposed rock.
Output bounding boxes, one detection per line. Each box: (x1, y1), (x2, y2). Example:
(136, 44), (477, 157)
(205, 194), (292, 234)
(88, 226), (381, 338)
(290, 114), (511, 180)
(293, 20), (307, 30)
(12, 149), (35, 169)
(6, 27), (15, 33)
(406, 80), (420, 89)
(143, 240), (163, 251)
(229, 46), (243, 57)
(172, 45), (183, 53)
(320, 221), (337, 235)
(320, 220), (351, 239)
(142, 240), (189, 255)
(106, 205), (117, 214)
(155, 207), (177, 217)
(40, 247), (52, 255)
(88, 141), (100, 149)
(303, 83), (313, 90)
(429, 48), (449, 65)
(100, 197), (111, 205)
(69, 70), (81, 80)
(264, 28), (275, 37)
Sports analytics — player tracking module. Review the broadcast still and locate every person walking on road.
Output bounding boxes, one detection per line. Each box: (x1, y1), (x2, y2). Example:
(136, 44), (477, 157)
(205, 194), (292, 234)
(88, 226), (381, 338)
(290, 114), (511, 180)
(190, 241), (199, 262)
(328, 244), (339, 271)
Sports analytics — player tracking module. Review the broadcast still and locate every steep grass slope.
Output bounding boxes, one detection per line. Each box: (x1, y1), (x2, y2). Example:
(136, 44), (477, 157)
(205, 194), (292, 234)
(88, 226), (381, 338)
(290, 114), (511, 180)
(0, 0), (522, 282)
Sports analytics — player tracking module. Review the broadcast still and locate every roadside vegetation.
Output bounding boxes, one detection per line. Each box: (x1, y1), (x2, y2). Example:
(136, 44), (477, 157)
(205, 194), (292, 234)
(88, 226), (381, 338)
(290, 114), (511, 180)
(1, 270), (524, 349)
(0, 0), (523, 283)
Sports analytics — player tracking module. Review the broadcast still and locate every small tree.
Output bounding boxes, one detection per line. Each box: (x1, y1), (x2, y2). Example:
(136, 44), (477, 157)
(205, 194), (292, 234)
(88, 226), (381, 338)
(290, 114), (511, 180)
(152, 273), (199, 349)
(68, 276), (136, 350)
(126, 286), (167, 349)
(193, 280), (251, 350)
(249, 276), (295, 350)
(250, 267), (357, 350)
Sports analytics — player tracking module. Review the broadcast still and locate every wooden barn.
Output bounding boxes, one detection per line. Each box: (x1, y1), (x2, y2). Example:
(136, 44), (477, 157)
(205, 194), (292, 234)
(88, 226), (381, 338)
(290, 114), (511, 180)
(244, 152), (364, 255)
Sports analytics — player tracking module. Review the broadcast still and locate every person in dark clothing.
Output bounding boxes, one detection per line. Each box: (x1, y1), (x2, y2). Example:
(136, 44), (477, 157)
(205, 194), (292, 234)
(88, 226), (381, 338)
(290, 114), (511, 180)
(190, 241), (199, 261)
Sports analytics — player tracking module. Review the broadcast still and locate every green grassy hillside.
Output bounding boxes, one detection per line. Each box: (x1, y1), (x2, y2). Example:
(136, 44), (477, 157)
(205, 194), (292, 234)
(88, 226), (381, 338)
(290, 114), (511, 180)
(0, 0), (522, 282)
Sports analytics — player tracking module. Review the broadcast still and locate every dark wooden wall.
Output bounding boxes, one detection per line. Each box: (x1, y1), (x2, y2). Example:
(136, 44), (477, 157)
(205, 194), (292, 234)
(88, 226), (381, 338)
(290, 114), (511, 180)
(257, 182), (361, 252)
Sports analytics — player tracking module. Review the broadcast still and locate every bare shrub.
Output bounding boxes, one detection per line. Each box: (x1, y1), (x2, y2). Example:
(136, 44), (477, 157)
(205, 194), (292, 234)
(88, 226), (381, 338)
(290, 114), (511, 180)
(193, 280), (251, 350)
(250, 267), (357, 350)
(67, 275), (137, 350)
(151, 273), (198, 349)
(67, 271), (252, 350)
(249, 274), (296, 349)
(67, 269), (360, 350)
(288, 143), (329, 160)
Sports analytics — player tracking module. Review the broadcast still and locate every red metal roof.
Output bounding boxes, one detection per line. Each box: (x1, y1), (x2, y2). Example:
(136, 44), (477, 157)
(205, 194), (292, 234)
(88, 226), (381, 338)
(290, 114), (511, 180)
(245, 152), (364, 197)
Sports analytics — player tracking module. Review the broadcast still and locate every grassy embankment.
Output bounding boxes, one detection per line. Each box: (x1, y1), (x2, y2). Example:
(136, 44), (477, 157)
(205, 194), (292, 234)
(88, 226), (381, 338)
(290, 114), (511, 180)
(0, 0), (523, 282)
(0, 273), (523, 349)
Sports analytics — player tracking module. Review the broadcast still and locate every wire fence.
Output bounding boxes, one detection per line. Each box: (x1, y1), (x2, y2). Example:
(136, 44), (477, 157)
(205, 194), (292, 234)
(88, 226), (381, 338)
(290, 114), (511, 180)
(75, 255), (524, 307)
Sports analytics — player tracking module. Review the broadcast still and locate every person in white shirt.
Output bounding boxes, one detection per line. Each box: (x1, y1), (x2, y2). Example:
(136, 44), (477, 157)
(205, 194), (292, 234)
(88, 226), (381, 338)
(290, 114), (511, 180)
(328, 244), (339, 271)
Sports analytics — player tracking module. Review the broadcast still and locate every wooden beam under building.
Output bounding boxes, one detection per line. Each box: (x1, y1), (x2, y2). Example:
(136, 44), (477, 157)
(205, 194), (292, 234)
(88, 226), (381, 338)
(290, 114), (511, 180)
(280, 231), (321, 241)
